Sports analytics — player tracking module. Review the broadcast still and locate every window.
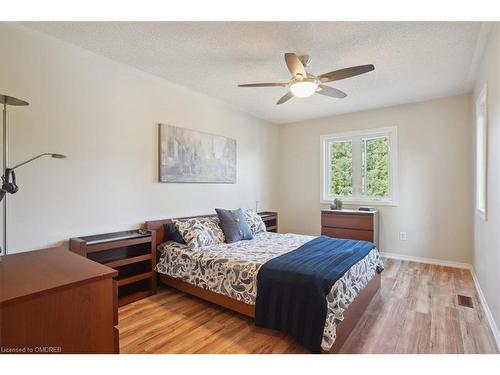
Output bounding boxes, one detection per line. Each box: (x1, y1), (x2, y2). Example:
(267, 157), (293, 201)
(476, 84), (487, 220)
(329, 140), (353, 196)
(321, 127), (398, 205)
(362, 136), (390, 198)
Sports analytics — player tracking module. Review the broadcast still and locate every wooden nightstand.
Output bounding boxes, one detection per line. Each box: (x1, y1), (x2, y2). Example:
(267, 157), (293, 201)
(70, 230), (156, 307)
(321, 209), (379, 247)
(258, 211), (278, 232)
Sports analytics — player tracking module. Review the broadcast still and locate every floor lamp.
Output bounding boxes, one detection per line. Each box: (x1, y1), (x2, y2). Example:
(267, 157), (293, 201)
(1, 94), (67, 255)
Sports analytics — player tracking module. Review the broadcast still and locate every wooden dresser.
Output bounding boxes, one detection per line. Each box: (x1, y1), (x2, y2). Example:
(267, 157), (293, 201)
(0, 247), (118, 354)
(321, 209), (379, 247)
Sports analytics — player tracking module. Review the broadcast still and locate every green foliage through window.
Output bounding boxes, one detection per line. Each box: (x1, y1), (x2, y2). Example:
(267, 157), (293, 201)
(323, 128), (395, 203)
(330, 141), (353, 196)
(362, 137), (389, 197)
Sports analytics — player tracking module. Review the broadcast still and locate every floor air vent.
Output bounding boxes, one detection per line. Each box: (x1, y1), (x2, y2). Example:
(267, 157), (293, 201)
(457, 295), (473, 308)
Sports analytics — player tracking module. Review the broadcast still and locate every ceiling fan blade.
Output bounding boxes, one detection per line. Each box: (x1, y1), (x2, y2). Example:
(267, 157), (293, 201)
(277, 91), (294, 105)
(319, 64), (375, 83)
(238, 83), (287, 87)
(285, 53), (307, 79)
(317, 85), (347, 98)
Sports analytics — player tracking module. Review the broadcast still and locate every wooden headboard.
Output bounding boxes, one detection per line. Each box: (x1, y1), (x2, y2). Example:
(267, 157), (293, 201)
(144, 211), (278, 250)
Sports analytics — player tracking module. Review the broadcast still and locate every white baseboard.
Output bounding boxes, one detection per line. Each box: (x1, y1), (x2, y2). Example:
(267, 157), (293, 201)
(380, 251), (472, 269)
(470, 269), (500, 351)
(380, 251), (500, 351)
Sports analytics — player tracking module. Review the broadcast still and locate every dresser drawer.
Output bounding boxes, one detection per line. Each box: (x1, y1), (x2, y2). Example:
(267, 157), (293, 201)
(322, 212), (373, 230)
(322, 227), (374, 242)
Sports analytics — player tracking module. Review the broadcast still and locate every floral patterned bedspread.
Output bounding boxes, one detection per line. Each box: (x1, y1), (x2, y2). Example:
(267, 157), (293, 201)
(156, 232), (383, 351)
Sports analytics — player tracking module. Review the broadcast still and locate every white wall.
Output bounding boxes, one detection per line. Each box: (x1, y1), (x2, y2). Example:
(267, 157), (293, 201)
(0, 23), (279, 253)
(277, 94), (474, 264)
(473, 24), (500, 332)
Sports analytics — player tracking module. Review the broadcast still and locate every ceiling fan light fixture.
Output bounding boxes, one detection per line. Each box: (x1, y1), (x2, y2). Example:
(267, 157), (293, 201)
(237, 53), (374, 105)
(289, 80), (319, 98)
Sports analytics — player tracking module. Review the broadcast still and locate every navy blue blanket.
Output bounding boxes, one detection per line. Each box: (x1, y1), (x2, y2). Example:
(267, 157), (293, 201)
(255, 236), (377, 353)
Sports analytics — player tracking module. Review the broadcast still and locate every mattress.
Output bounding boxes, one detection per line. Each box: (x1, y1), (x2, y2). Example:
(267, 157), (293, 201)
(156, 231), (383, 351)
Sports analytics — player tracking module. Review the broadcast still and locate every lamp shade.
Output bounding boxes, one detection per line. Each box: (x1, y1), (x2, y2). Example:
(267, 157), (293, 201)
(0, 95), (29, 106)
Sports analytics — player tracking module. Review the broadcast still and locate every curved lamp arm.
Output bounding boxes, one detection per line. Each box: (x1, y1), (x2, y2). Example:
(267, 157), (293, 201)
(9, 153), (66, 171)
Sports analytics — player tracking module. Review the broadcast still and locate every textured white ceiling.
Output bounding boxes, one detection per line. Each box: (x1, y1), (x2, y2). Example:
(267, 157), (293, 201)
(21, 22), (483, 124)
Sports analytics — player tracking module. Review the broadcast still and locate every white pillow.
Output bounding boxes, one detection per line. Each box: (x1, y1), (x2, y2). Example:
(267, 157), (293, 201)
(174, 217), (225, 249)
(243, 209), (267, 235)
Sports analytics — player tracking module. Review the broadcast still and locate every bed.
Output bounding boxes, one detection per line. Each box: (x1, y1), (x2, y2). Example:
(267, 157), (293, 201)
(145, 214), (383, 353)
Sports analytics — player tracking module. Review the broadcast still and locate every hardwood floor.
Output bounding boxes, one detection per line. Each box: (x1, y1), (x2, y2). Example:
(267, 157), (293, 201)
(118, 259), (498, 354)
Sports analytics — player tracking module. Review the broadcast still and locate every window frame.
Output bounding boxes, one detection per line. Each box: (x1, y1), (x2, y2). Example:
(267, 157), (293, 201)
(475, 83), (488, 220)
(320, 126), (399, 206)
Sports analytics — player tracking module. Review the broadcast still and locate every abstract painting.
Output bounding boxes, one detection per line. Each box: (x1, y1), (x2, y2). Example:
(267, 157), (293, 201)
(159, 124), (236, 183)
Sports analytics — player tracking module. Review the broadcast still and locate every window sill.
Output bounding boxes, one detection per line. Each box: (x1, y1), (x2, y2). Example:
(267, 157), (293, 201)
(321, 199), (399, 207)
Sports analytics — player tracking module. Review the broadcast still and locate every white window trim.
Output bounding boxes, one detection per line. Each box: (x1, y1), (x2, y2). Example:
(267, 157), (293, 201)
(320, 126), (399, 206)
(475, 83), (488, 221)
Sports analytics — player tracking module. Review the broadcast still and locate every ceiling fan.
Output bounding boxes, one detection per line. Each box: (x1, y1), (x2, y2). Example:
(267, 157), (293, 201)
(237, 53), (374, 105)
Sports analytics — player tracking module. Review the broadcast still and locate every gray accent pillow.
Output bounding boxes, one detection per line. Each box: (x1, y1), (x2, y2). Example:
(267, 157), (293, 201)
(163, 222), (186, 244)
(215, 208), (253, 243)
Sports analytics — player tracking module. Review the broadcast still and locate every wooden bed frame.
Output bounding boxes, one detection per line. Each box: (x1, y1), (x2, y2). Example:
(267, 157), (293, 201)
(145, 215), (380, 353)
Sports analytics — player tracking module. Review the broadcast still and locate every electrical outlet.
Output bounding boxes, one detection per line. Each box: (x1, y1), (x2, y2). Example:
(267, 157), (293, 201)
(399, 231), (407, 241)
